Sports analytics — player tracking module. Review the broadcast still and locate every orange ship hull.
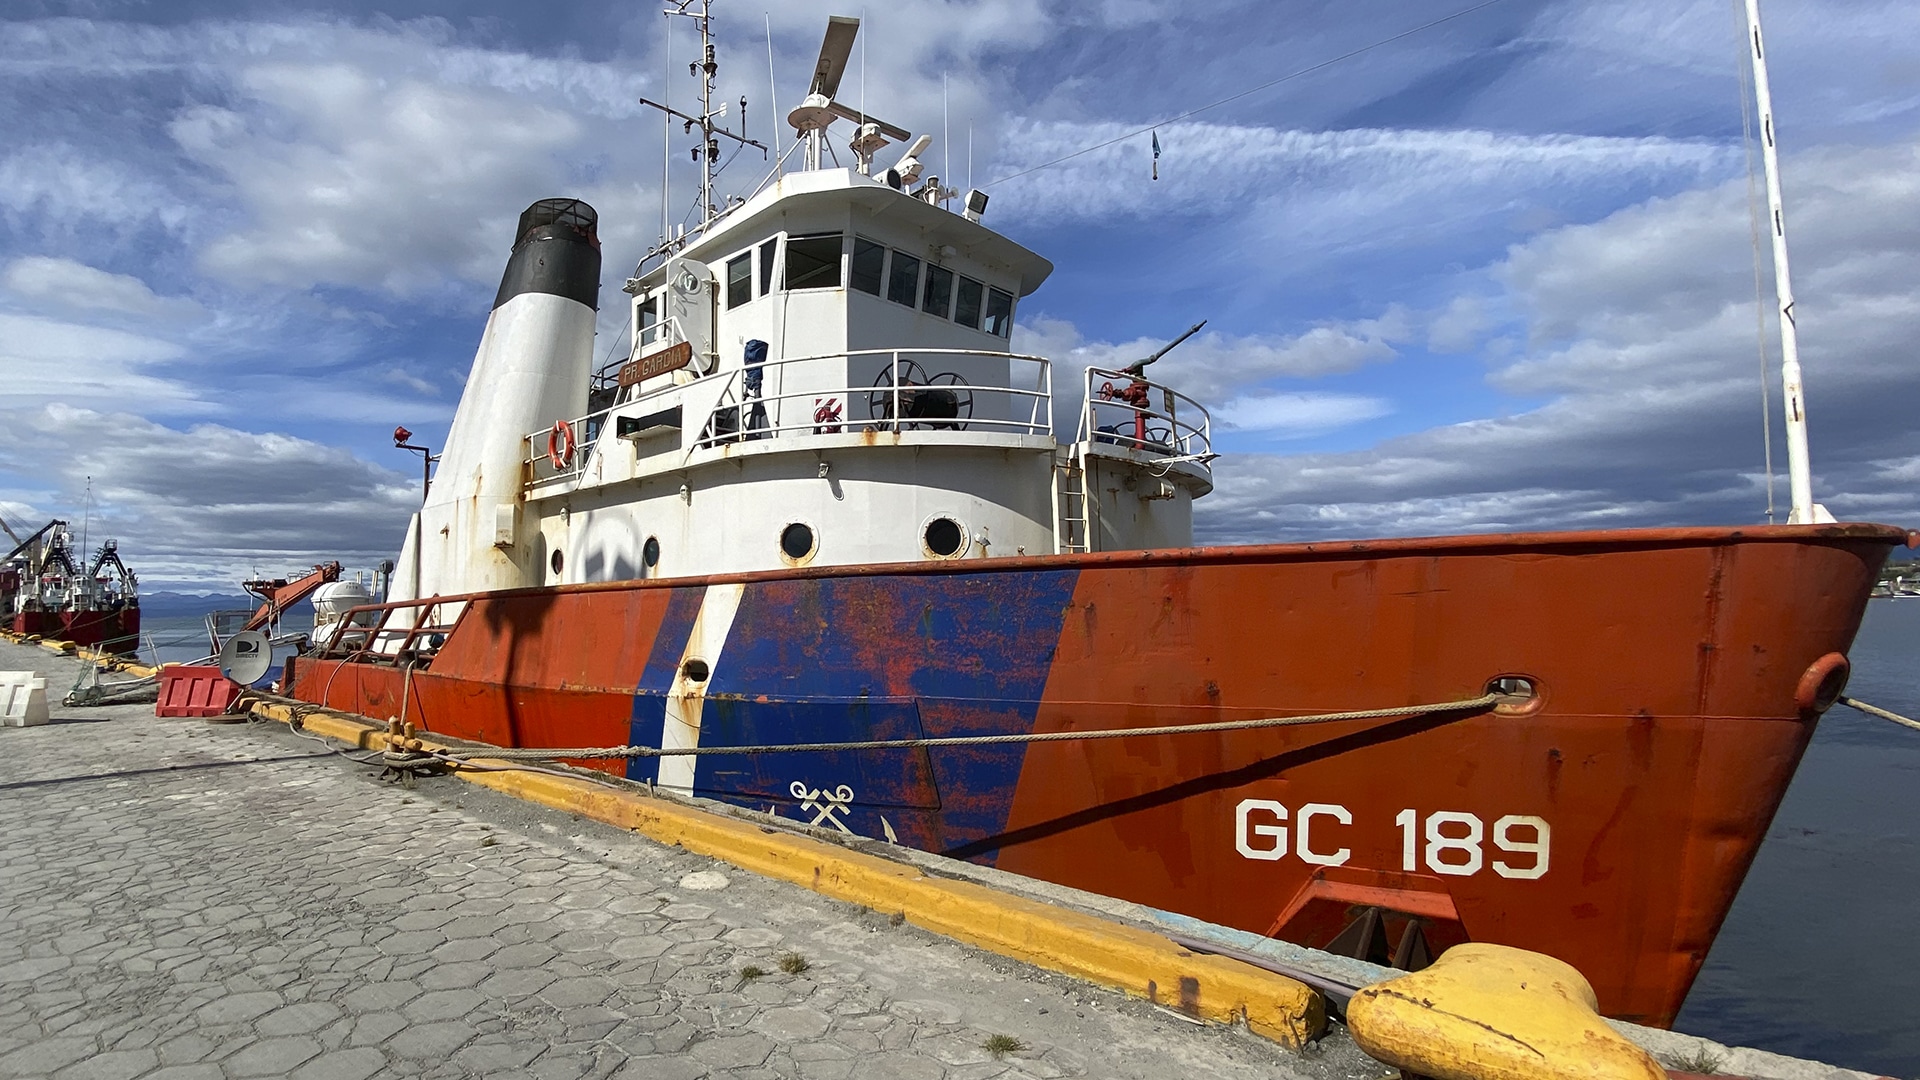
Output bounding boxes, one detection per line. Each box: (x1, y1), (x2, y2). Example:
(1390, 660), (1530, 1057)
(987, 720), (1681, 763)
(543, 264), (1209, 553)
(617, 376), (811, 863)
(288, 523), (1906, 1025)
(10, 606), (140, 653)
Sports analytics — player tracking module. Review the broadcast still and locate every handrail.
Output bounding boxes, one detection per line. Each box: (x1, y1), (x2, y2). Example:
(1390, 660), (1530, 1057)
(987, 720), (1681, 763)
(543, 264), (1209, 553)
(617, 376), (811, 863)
(526, 352), (1216, 491)
(1077, 366), (1214, 470)
(635, 313), (689, 354)
(525, 347), (1055, 486)
(686, 349), (1054, 452)
(313, 593), (473, 662)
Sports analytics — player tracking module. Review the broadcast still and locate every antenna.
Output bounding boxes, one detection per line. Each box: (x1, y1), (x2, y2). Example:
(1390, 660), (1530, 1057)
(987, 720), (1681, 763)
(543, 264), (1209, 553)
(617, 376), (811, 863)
(765, 13), (781, 170)
(218, 629), (273, 686)
(943, 72), (949, 207)
(661, 12), (671, 255)
(641, 0), (768, 249)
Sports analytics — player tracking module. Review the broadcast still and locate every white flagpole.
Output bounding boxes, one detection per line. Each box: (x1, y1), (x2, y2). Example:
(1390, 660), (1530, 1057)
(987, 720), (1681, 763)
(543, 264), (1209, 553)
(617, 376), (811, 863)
(1744, 0), (1821, 523)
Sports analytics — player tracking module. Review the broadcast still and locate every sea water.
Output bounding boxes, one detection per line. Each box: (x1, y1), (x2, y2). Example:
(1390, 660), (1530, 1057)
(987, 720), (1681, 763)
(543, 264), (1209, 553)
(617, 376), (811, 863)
(1676, 599), (1920, 1074)
(137, 613), (225, 666)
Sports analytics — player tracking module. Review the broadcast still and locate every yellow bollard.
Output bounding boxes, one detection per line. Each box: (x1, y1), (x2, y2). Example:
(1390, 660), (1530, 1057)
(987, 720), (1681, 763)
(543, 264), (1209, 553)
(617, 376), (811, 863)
(1346, 944), (1664, 1080)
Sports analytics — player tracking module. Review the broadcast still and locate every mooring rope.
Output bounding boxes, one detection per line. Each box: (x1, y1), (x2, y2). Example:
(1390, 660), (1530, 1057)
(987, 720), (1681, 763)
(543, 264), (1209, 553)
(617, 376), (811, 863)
(404, 692), (1504, 762)
(1838, 696), (1920, 734)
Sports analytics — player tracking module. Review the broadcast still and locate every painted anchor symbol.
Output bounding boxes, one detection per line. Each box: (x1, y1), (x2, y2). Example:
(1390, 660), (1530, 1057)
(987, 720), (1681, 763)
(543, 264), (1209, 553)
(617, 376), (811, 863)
(790, 780), (856, 833)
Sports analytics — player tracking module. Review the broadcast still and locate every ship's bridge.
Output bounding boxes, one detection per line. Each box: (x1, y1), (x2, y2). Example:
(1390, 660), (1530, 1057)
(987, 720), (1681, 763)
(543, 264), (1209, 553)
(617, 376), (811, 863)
(619, 168), (1049, 436)
(520, 168), (1216, 584)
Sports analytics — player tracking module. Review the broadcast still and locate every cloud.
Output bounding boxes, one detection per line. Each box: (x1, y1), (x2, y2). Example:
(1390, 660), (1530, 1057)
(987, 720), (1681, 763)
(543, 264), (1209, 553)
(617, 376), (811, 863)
(987, 121), (1733, 231)
(1191, 140), (1920, 542)
(1, 1), (1916, 589)
(174, 67), (586, 293)
(1214, 392), (1392, 436)
(0, 404), (418, 589)
(0, 143), (192, 237)
(1014, 310), (1408, 418)
(1, 256), (202, 321)
(0, 313), (207, 413)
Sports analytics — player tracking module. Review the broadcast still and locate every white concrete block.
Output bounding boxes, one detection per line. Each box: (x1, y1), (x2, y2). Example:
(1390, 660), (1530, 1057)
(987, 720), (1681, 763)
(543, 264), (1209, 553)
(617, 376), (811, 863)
(0, 671), (50, 727)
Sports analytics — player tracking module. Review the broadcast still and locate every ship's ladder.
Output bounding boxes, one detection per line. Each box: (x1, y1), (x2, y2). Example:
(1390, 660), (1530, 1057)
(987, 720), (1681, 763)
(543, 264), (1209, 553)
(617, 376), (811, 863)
(1052, 448), (1090, 555)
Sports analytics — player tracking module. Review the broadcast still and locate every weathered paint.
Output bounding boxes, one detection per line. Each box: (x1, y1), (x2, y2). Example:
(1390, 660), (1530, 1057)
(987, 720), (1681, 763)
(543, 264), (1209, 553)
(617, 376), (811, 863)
(287, 522), (1905, 1027)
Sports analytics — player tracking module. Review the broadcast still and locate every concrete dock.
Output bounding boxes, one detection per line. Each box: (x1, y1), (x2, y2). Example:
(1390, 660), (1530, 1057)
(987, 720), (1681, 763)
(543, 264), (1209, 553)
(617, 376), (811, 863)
(0, 639), (1384, 1080)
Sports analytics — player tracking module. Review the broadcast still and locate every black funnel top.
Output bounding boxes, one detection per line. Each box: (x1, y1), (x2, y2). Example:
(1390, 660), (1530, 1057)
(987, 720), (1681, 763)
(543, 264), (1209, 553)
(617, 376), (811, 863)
(493, 198), (601, 311)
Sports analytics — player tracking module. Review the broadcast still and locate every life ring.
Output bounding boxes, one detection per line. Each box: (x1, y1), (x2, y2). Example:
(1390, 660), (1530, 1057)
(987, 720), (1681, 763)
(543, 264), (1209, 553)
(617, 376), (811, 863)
(546, 420), (576, 470)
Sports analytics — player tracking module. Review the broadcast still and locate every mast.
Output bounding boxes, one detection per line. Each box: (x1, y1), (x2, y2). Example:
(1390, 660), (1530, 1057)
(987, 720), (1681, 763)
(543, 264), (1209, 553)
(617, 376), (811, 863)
(1743, 0), (1822, 524)
(640, 0), (767, 265)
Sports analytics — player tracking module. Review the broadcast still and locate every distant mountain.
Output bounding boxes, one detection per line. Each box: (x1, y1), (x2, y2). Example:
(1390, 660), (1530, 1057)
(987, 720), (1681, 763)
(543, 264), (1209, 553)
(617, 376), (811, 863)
(138, 591), (262, 618)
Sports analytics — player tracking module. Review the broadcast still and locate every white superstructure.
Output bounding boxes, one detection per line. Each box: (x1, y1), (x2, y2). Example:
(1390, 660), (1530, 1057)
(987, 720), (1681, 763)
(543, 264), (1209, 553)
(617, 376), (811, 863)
(395, 13), (1217, 603)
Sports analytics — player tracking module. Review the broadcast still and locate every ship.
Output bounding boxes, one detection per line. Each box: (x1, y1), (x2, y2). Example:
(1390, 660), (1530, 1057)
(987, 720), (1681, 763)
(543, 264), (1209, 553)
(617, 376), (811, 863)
(1, 518), (140, 653)
(281, 8), (1909, 1027)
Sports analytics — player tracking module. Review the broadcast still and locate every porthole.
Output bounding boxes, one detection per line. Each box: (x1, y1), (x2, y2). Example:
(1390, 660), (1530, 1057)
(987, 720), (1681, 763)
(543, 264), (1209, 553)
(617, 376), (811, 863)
(922, 516), (967, 559)
(642, 536), (660, 568)
(779, 522), (818, 566)
(550, 549), (564, 575)
(681, 658), (710, 682)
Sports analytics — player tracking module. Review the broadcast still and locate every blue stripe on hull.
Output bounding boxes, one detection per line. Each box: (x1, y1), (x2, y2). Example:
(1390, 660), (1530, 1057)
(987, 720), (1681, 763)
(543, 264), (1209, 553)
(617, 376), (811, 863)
(691, 569), (1080, 859)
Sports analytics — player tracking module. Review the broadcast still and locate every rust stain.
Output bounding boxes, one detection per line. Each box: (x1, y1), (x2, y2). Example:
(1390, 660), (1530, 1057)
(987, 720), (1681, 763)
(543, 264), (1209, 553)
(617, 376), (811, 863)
(1694, 546), (1729, 715)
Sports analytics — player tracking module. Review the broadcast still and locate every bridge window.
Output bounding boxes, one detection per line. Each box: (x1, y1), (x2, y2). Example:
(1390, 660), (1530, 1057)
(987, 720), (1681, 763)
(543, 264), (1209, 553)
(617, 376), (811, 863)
(922, 265), (953, 319)
(785, 233), (843, 291)
(953, 277), (983, 329)
(887, 251), (920, 306)
(850, 237), (885, 295)
(982, 287), (1013, 337)
(636, 293), (661, 346)
(725, 252), (752, 310)
(758, 238), (778, 294)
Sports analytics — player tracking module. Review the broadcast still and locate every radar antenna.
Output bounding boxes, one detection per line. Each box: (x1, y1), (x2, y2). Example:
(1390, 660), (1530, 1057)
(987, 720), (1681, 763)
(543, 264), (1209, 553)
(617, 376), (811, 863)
(786, 16), (913, 174)
(640, 0), (768, 260)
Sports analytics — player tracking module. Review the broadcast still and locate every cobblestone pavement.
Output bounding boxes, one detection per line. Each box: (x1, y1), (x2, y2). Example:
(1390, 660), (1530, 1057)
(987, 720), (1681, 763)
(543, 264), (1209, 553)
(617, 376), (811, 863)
(0, 642), (1367, 1080)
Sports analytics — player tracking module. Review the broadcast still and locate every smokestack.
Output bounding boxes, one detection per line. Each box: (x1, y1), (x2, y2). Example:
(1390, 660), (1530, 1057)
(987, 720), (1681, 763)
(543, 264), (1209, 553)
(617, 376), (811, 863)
(398, 199), (601, 601)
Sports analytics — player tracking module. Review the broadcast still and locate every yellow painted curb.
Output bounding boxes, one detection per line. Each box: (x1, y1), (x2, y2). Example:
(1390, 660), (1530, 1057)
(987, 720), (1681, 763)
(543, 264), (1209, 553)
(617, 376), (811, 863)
(72, 645), (157, 679)
(39, 639), (77, 656)
(249, 700), (1326, 1047)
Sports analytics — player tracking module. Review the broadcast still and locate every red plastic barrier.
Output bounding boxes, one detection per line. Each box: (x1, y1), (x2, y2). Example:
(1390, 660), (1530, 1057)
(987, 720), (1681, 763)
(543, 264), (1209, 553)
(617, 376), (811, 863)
(155, 665), (239, 718)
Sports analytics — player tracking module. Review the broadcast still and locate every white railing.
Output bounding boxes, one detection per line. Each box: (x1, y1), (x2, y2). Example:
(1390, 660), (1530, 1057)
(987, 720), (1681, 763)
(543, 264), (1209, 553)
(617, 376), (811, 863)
(1076, 366), (1214, 470)
(524, 348), (1054, 487)
(526, 355), (1216, 490)
(635, 314), (691, 353)
(686, 349), (1054, 451)
(523, 403), (615, 484)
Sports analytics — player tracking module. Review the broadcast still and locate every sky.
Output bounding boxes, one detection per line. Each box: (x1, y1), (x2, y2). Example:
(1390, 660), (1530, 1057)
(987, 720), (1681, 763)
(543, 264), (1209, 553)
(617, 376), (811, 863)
(2, 0), (1918, 590)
